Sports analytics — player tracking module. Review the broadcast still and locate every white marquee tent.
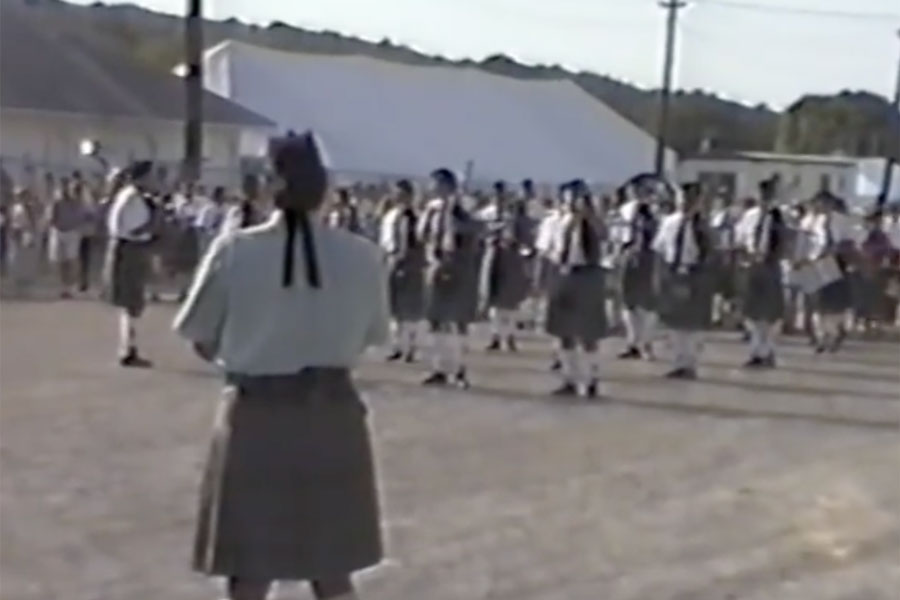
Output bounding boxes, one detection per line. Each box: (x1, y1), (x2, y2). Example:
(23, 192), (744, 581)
(855, 157), (900, 206)
(202, 40), (675, 186)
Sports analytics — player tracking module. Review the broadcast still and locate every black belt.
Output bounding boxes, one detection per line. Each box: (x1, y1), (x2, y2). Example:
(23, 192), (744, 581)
(225, 367), (352, 398)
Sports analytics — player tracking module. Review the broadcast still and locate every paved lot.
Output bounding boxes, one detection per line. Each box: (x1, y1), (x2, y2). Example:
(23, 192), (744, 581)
(1, 299), (898, 600)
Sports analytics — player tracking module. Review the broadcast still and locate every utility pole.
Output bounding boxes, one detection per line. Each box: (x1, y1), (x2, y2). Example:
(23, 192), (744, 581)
(877, 28), (900, 208)
(184, 0), (204, 182)
(655, 0), (687, 176)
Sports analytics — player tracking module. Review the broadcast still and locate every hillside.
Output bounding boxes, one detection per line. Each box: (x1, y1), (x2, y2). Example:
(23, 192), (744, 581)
(6, 0), (897, 159)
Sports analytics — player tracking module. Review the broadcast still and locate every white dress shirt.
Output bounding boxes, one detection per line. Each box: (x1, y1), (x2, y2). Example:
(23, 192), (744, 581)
(734, 206), (774, 255)
(535, 209), (561, 256)
(378, 206), (402, 254)
(107, 185), (151, 241)
(174, 211), (390, 375)
(804, 211), (855, 260)
(653, 211), (700, 267)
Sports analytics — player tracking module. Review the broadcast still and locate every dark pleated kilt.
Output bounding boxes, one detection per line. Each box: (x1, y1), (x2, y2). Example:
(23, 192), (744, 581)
(388, 256), (424, 321)
(710, 251), (739, 299)
(533, 256), (560, 295)
(811, 275), (852, 315)
(656, 266), (711, 331)
(194, 369), (382, 581)
(166, 226), (200, 274)
(102, 239), (149, 318)
(853, 269), (894, 321)
(545, 266), (608, 343)
(741, 261), (785, 323)
(424, 258), (478, 326)
(484, 246), (530, 310)
(620, 252), (656, 310)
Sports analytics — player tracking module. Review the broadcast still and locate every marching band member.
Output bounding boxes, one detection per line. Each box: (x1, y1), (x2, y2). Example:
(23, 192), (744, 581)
(174, 132), (388, 600)
(545, 180), (607, 397)
(734, 178), (787, 368)
(534, 194), (564, 370)
(380, 179), (424, 362)
(651, 183), (711, 379)
(615, 181), (658, 360)
(480, 181), (531, 352)
(104, 161), (157, 368)
(328, 187), (364, 235)
(708, 194), (739, 327)
(805, 191), (856, 353)
(418, 168), (480, 388)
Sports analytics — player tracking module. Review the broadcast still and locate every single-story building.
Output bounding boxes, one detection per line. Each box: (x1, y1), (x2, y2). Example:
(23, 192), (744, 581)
(0, 4), (275, 186)
(196, 40), (677, 187)
(678, 151), (859, 205)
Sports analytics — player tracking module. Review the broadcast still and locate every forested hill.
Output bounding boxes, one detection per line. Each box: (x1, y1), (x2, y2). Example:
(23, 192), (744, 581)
(7, 0), (898, 159)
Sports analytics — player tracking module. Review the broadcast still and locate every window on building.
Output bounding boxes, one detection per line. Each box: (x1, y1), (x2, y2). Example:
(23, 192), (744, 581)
(819, 173), (832, 192)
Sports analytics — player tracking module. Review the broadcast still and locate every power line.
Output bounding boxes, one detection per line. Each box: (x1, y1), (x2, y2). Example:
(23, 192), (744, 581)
(696, 0), (900, 21)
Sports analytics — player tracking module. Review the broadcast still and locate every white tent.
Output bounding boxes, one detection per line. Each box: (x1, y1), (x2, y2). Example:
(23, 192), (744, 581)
(855, 157), (900, 205)
(202, 40), (676, 186)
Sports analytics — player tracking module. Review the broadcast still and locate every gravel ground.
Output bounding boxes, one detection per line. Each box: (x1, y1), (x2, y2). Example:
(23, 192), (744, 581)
(1, 299), (898, 600)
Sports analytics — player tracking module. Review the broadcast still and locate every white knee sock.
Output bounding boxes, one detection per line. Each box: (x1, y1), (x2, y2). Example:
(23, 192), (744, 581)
(622, 308), (641, 347)
(582, 348), (601, 384)
(641, 310), (657, 346)
(118, 310), (136, 357)
(448, 332), (466, 373)
(559, 348), (577, 385)
(748, 320), (765, 358)
(431, 332), (448, 372)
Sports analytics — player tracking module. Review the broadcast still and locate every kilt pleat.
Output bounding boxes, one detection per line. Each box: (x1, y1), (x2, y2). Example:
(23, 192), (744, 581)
(620, 251), (656, 310)
(656, 266), (711, 330)
(103, 239), (149, 317)
(741, 262), (784, 323)
(545, 266), (608, 343)
(388, 255), (424, 321)
(484, 246), (530, 310)
(193, 368), (382, 580)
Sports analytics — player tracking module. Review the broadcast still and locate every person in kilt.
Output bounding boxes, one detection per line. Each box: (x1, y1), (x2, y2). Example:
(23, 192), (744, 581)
(174, 132), (389, 600)
(479, 181), (531, 352)
(708, 194), (740, 327)
(734, 177), (787, 368)
(534, 193), (565, 370)
(804, 191), (857, 353)
(545, 180), (608, 398)
(379, 179), (425, 362)
(651, 183), (711, 379)
(417, 168), (481, 388)
(614, 180), (659, 360)
(103, 161), (157, 367)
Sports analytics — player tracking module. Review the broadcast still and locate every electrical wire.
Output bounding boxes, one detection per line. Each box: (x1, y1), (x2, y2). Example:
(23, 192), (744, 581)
(695, 0), (900, 21)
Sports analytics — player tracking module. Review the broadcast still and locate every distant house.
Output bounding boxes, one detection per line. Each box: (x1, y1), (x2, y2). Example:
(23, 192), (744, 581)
(0, 5), (275, 184)
(679, 151), (859, 205)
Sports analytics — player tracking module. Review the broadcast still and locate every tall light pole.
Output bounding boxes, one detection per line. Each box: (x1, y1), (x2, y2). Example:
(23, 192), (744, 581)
(184, 0), (204, 182)
(655, 0), (687, 176)
(877, 28), (900, 208)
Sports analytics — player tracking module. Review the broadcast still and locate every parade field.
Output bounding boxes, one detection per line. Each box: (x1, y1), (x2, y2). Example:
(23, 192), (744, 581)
(1, 299), (898, 600)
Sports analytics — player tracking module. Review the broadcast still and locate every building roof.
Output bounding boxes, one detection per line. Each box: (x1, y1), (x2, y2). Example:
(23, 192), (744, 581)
(681, 150), (857, 167)
(0, 4), (274, 128)
(203, 40), (676, 184)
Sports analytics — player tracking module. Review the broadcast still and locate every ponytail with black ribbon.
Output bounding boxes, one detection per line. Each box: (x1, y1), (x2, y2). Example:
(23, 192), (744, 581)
(270, 131), (328, 288)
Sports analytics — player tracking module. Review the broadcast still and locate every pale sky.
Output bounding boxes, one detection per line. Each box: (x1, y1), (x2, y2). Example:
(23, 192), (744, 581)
(73, 0), (900, 108)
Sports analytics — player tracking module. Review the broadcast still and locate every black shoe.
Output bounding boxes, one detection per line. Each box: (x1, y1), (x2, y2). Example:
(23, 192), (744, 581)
(454, 369), (470, 390)
(550, 358), (562, 372)
(505, 336), (518, 353)
(386, 349), (403, 362)
(762, 354), (777, 368)
(119, 351), (153, 368)
(422, 372), (448, 386)
(743, 356), (765, 369)
(486, 337), (501, 352)
(741, 331), (751, 342)
(814, 342), (827, 354)
(584, 379), (599, 399)
(618, 346), (641, 360)
(551, 382), (578, 397)
(403, 349), (416, 363)
(665, 368), (697, 380)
